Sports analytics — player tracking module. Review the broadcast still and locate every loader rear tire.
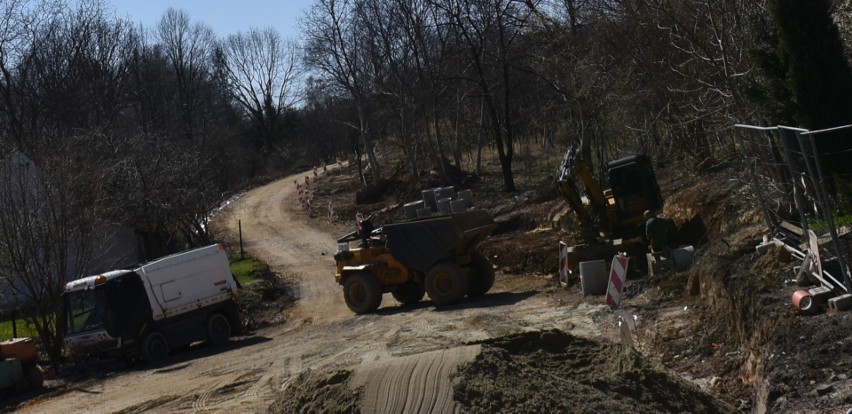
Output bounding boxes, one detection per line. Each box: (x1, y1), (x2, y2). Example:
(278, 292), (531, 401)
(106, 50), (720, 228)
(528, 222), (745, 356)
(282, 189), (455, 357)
(468, 251), (495, 297)
(425, 261), (468, 306)
(343, 272), (382, 314)
(392, 282), (425, 306)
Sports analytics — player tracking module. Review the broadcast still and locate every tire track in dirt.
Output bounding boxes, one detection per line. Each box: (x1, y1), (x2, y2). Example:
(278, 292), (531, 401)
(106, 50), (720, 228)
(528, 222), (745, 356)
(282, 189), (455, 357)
(351, 345), (481, 413)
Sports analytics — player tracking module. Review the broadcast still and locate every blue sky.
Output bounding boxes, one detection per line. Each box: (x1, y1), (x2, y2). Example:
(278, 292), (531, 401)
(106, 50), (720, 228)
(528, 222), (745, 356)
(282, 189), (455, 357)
(104, 0), (312, 40)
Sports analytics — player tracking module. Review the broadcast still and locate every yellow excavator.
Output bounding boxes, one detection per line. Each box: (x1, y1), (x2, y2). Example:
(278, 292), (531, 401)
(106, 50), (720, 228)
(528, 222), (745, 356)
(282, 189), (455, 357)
(556, 146), (663, 243)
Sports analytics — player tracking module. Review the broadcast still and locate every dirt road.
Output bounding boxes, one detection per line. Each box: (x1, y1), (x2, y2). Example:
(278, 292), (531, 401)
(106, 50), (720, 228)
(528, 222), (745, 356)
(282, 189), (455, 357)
(20, 170), (614, 413)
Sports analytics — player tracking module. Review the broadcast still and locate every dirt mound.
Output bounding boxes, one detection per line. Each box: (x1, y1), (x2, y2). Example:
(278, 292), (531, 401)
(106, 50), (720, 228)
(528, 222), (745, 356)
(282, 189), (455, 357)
(763, 310), (852, 412)
(453, 329), (735, 413)
(267, 370), (361, 414)
(481, 230), (561, 275)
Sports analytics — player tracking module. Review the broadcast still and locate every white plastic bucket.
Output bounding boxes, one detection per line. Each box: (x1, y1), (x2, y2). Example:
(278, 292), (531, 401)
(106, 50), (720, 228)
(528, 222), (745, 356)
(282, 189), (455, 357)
(422, 188), (439, 211)
(450, 199), (468, 213)
(434, 186), (456, 201)
(671, 246), (695, 270)
(579, 260), (607, 296)
(457, 189), (473, 206)
(403, 200), (424, 220)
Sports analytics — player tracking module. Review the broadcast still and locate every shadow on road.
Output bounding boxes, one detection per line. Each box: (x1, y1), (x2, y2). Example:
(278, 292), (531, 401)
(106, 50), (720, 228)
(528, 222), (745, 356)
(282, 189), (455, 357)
(53, 333), (273, 389)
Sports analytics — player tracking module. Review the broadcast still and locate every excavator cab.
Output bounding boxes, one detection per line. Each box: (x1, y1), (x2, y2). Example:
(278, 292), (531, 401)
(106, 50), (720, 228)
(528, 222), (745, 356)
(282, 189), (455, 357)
(606, 155), (663, 228)
(556, 147), (664, 241)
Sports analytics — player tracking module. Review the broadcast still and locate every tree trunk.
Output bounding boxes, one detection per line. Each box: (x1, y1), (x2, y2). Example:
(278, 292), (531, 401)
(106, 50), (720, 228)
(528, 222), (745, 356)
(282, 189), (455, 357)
(475, 97), (484, 176)
(400, 109), (417, 177)
(431, 107), (448, 178)
(357, 102), (381, 184)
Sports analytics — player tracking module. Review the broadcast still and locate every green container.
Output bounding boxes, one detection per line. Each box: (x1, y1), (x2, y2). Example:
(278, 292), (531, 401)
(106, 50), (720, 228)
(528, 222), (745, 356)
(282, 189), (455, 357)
(0, 357), (23, 390)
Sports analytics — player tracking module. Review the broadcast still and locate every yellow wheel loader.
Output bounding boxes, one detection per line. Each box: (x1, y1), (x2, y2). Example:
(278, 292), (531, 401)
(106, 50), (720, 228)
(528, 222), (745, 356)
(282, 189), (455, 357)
(333, 210), (497, 314)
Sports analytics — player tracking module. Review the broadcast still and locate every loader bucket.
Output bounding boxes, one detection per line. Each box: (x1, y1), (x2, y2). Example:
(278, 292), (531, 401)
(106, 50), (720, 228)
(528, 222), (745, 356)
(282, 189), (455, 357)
(382, 210), (496, 272)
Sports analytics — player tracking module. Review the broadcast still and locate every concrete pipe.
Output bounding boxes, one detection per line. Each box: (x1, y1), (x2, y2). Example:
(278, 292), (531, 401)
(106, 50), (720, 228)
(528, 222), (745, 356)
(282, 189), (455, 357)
(791, 289), (816, 314)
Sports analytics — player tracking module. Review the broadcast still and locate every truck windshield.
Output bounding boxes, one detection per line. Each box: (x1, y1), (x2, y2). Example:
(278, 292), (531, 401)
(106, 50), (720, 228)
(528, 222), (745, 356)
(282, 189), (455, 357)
(65, 287), (108, 335)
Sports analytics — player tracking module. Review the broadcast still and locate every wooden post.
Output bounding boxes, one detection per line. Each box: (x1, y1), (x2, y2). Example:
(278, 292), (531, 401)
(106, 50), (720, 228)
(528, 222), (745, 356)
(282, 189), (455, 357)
(239, 219), (244, 259)
(11, 309), (17, 338)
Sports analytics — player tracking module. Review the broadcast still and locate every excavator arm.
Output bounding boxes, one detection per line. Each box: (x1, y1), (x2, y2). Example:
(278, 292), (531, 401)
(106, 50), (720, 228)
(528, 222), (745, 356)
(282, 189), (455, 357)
(556, 147), (607, 242)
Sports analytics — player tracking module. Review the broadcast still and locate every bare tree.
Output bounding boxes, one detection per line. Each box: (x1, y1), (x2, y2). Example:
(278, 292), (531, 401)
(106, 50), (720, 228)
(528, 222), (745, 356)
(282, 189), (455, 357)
(0, 151), (93, 369)
(216, 27), (300, 158)
(392, 0), (457, 178)
(302, 0), (383, 185)
(640, 0), (760, 162)
(433, 0), (535, 192)
(156, 8), (216, 143)
(0, 0), (59, 153)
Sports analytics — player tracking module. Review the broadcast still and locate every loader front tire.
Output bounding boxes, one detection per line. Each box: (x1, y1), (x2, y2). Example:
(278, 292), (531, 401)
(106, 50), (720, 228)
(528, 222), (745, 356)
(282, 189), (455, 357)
(392, 282), (425, 306)
(425, 261), (468, 306)
(343, 272), (382, 314)
(468, 251), (495, 297)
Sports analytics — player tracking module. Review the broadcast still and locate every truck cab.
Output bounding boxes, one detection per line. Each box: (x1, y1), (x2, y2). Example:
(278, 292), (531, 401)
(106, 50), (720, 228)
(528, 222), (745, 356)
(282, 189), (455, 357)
(64, 270), (152, 357)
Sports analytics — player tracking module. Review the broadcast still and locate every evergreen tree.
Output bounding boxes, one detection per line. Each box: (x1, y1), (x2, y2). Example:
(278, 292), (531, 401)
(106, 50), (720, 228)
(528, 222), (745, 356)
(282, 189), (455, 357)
(773, 0), (852, 129)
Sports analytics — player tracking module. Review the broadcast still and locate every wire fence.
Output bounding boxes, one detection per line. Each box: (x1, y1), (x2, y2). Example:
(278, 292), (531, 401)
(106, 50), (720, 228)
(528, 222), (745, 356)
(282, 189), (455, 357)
(735, 124), (852, 294)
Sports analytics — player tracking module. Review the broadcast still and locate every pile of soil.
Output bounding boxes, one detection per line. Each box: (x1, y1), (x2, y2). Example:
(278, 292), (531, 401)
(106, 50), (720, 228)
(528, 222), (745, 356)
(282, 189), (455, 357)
(453, 330), (735, 413)
(266, 329), (736, 413)
(267, 370), (360, 414)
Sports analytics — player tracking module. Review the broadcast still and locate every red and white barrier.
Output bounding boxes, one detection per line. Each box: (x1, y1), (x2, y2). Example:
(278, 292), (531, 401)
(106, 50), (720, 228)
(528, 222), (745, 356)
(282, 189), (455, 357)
(606, 255), (629, 309)
(558, 241), (569, 286)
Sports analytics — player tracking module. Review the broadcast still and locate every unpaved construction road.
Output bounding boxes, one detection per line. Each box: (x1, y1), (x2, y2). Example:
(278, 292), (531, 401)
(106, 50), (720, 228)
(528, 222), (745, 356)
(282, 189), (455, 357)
(19, 170), (616, 413)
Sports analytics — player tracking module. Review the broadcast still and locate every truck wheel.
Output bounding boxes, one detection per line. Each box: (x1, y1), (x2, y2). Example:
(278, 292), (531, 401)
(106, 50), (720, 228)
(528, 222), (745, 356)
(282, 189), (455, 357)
(391, 283), (425, 306)
(141, 332), (170, 363)
(468, 251), (495, 296)
(207, 313), (231, 346)
(343, 272), (382, 314)
(425, 261), (469, 306)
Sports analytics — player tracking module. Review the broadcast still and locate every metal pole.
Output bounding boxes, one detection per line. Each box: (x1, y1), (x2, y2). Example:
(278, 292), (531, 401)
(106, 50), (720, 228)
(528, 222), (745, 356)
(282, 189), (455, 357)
(777, 128), (811, 241)
(734, 131), (774, 234)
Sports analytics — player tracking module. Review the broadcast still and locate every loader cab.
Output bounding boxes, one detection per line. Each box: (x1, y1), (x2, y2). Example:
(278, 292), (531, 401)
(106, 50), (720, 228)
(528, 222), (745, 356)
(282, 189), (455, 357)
(606, 155), (663, 226)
